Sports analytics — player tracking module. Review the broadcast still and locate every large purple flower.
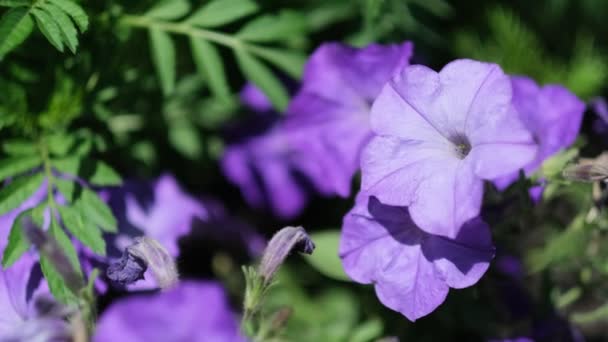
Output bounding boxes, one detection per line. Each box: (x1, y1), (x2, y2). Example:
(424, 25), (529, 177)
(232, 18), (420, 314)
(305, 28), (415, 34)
(94, 281), (244, 342)
(361, 59), (537, 236)
(494, 76), (585, 190)
(340, 196), (494, 321)
(285, 42), (413, 197)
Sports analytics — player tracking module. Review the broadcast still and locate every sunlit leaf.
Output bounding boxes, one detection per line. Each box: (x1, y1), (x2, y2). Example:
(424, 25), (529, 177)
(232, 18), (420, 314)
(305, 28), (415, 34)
(57, 205), (105, 255)
(186, 0), (258, 28)
(0, 173), (44, 215)
(190, 37), (230, 99)
(234, 48), (288, 111)
(0, 155), (41, 182)
(48, 0), (88, 32)
(149, 28), (176, 96)
(0, 7), (34, 59)
(31, 7), (64, 52)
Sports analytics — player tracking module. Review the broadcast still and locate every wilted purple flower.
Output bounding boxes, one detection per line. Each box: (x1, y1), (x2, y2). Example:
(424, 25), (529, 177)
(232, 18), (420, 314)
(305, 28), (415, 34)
(285, 42), (413, 197)
(94, 281), (244, 342)
(107, 237), (178, 289)
(362, 59), (537, 236)
(339, 196), (494, 321)
(493, 76), (585, 190)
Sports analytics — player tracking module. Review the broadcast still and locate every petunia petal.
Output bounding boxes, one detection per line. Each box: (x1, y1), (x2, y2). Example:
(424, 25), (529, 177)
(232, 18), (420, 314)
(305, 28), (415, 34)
(423, 217), (495, 288)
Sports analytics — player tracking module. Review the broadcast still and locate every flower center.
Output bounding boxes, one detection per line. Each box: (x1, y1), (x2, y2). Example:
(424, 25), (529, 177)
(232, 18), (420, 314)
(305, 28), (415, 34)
(450, 134), (471, 159)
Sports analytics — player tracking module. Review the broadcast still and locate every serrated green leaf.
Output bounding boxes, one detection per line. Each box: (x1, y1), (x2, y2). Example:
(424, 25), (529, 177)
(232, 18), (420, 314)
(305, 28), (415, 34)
(185, 0), (258, 28)
(145, 0), (190, 20)
(190, 37), (230, 99)
(48, 0), (87, 32)
(149, 28), (175, 96)
(40, 254), (77, 304)
(52, 157), (122, 186)
(251, 47), (305, 79)
(304, 230), (351, 282)
(31, 8), (64, 52)
(0, 7), (34, 59)
(49, 216), (82, 276)
(74, 187), (117, 232)
(57, 205), (105, 255)
(3, 140), (37, 155)
(54, 178), (77, 202)
(0, 155), (42, 182)
(236, 10), (306, 42)
(2, 208), (34, 268)
(0, 173), (44, 215)
(41, 3), (78, 53)
(234, 48), (288, 111)
(0, 0), (30, 7)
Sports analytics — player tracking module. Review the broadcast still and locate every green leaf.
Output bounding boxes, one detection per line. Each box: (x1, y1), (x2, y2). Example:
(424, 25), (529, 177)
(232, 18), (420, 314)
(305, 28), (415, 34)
(40, 254), (77, 304)
(54, 178), (77, 202)
(190, 37), (230, 99)
(168, 121), (203, 159)
(48, 0), (87, 32)
(57, 205), (105, 255)
(251, 47), (305, 79)
(0, 155), (42, 182)
(0, 0), (30, 7)
(145, 0), (190, 20)
(46, 132), (76, 156)
(2, 208), (34, 268)
(53, 157), (122, 186)
(49, 215), (82, 276)
(185, 0), (258, 28)
(304, 230), (351, 282)
(3, 140), (37, 155)
(236, 10), (307, 42)
(0, 173), (44, 215)
(41, 3), (78, 53)
(149, 28), (176, 96)
(31, 7), (64, 52)
(0, 7), (34, 59)
(234, 48), (288, 111)
(74, 187), (117, 232)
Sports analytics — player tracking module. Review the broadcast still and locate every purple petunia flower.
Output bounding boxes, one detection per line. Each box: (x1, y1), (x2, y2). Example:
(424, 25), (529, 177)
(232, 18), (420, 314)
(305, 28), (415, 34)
(222, 85), (332, 219)
(339, 196), (494, 321)
(285, 42), (413, 197)
(361, 59), (537, 236)
(94, 281), (244, 342)
(493, 76), (585, 191)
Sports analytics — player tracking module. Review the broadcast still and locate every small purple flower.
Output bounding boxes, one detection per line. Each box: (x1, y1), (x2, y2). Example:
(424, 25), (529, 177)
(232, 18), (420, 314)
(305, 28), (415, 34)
(493, 76), (585, 190)
(94, 281), (244, 342)
(362, 59), (537, 236)
(285, 42), (413, 197)
(339, 196), (494, 321)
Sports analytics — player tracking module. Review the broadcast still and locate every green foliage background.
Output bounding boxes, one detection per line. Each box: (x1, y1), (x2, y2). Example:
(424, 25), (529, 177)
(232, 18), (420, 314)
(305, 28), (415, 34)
(2, 0), (608, 340)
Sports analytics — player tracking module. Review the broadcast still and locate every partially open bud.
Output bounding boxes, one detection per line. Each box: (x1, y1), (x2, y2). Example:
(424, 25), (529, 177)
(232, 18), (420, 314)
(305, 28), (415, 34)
(107, 237), (178, 290)
(258, 226), (314, 285)
(563, 152), (608, 182)
(23, 218), (84, 294)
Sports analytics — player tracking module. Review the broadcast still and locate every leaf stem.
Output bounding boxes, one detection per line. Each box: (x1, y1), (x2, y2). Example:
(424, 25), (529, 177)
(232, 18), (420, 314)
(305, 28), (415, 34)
(38, 137), (57, 209)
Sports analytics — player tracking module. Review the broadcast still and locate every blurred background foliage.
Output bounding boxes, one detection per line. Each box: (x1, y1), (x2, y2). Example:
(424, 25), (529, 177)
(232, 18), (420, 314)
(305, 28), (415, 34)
(2, 0), (608, 340)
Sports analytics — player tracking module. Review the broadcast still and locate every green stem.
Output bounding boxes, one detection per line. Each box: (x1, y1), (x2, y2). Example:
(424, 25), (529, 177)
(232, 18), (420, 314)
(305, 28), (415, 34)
(121, 15), (241, 48)
(38, 138), (57, 209)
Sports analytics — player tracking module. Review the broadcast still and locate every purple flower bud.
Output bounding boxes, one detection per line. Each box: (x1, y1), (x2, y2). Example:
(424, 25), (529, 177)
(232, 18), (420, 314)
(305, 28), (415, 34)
(110, 237), (178, 290)
(258, 226), (314, 284)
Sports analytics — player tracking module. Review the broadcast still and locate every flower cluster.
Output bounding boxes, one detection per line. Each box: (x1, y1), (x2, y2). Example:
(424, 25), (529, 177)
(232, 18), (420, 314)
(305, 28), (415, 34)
(344, 58), (583, 320)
